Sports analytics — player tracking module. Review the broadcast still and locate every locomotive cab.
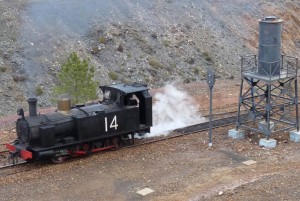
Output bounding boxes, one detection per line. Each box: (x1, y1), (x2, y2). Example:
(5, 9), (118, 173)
(102, 85), (139, 107)
(100, 83), (152, 128)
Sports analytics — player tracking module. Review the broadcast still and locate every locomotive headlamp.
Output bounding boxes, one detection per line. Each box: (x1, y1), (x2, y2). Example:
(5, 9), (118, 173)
(17, 108), (25, 118)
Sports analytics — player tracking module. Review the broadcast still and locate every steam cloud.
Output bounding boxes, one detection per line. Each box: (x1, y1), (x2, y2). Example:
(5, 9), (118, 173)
(145, 84), (206, 138)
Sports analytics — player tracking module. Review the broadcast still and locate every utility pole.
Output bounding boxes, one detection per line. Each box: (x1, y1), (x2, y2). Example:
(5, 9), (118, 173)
(206, 69), (215, 147)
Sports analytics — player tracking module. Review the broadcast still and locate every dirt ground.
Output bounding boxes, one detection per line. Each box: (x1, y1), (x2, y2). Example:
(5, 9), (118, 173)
(1, 80), (300, 201)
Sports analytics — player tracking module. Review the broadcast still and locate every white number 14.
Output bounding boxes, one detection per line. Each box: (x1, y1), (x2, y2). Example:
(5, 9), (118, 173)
(104, 115), (118, 132)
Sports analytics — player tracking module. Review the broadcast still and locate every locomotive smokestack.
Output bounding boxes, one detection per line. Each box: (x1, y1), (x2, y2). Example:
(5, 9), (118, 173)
(258, 16), (283, 76)
(28, 97), (37, 117)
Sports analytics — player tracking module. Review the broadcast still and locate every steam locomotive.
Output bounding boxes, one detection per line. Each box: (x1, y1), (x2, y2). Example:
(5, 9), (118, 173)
(6, 83), (152, 163)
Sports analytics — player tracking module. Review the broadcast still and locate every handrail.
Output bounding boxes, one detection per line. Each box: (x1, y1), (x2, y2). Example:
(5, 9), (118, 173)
(241, 55), (298, 80)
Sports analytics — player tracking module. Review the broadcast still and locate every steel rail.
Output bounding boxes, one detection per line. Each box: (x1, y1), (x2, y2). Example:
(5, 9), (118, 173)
(126, 115), (241, 148)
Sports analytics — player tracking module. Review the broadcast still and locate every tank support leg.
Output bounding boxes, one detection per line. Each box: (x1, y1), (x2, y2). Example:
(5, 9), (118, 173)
(236, 78), (244, 130)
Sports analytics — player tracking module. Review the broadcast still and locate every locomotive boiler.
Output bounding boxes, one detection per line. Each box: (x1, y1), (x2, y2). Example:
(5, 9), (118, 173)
(6, 83), (152, 163)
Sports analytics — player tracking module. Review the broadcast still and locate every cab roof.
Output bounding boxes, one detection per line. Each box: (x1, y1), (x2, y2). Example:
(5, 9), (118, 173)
(100, 83), (149, 94)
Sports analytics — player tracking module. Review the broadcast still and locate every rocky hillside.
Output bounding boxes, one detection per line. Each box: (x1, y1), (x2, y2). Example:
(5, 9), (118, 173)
(0, 0), (300, 116)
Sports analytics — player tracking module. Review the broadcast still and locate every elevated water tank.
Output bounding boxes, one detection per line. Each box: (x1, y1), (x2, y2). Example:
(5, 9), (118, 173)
(258, 16), (283, 76)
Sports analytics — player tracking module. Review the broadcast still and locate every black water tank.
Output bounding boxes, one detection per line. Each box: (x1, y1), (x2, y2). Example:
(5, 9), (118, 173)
(258, 16), (283, 76)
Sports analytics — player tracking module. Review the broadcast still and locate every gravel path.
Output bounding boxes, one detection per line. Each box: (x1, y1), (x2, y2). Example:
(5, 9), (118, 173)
(0, 126), (300, 201)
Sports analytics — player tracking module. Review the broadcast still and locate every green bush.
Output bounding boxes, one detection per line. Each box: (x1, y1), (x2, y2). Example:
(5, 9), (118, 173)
(91, 46), (100, 54)
(35, 85), (44, 96)
(108, 71), (119, 81)
(98, 36), (106, 44)
(120, 77), (129, 83)
(0, 66), (7, 73)
(193, 67), (199, 75)
(162, 39), (171, 47)
(148, 57), (163, 69)
(52, 52), (98, 104)
(200, 70), (207, 78)
(144, 77), (151, 84)
(203, 51), (213, 62)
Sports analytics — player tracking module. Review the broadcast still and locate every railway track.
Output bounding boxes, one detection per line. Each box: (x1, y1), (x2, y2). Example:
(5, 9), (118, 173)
(0, 112), (239, 177)
(175, 115), (238, 134)
(0, 150), (37, 178)
(127, 114), (239, 148)
(0, 150), (27, 169)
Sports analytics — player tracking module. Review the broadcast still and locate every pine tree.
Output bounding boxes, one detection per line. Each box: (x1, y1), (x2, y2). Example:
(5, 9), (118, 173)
(53, 52), (98, 105)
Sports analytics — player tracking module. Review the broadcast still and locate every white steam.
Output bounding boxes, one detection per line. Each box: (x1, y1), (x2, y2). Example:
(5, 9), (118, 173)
(145, 84), (206, 138)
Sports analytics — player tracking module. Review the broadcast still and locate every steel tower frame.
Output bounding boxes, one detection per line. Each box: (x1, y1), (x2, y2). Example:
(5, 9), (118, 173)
(236, 55), (299, 139)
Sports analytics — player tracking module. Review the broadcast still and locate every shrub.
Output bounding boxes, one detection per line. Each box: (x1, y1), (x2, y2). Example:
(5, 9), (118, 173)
(193, 67), (199, 75)
(91, 46), (100, 54)
(162, 39), (171, 47)
(98, 36), (106, 44)
(12, 74), (27, 82)
(108, 71), (119, 81)
(0, 66), (7, 73)
(117, 44), (123, 52)
(121, 77), (129, 83)
(132, 32), (147, 44)
(203, 52), (213, 62)
(185, 57), (195, 64)
(52, 52), (98, 104)
(148, 57), (163, 69)
(200, 70), (207, 78)
(35, 85), (44, 96)
(151, 33), (158, 39)
(206, 57), (213, 62)
(144, 77), (151, 84)
(184, 78), (191, 83)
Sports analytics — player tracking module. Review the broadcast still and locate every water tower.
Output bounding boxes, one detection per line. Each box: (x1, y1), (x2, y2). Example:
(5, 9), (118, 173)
(229, 16), (299, 147)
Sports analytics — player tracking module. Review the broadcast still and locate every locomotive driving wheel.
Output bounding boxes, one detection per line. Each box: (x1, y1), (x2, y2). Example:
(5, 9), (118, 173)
(110, 137), (119, 151)
(51, 155), (67, 164)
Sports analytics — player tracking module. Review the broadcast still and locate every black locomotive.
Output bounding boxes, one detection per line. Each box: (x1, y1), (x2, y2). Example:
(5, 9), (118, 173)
(6, 83), (152, 163)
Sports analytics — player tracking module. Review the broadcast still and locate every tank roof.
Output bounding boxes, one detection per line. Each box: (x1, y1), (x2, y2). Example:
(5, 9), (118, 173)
(259, 16), (283, 23)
